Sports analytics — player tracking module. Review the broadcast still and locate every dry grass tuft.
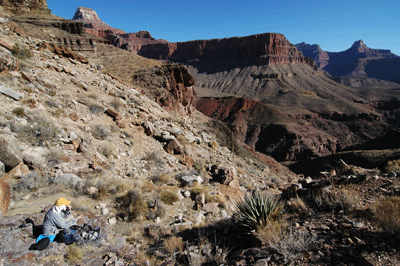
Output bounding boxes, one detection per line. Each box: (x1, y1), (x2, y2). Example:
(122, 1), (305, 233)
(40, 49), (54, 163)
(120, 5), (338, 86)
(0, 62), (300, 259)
(163, 236), (184, 254)
(270, 228), (315, 264)
(12, 107), (26, 117)
(97, 141), (115, 158)
(158, 186), (179, 205)
(151, 173), (177, 185)
(374, 196), (400, 233)
(256, 219), (287, 246)
(67, 243), (83, 263)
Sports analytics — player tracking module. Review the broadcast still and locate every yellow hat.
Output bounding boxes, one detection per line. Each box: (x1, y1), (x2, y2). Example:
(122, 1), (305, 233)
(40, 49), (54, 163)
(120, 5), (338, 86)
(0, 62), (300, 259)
(55, 198), (71, 206)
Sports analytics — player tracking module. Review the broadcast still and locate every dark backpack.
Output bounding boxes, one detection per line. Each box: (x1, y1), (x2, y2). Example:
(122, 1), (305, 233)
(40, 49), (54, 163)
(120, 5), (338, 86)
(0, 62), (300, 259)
(29, 237), (50, 250)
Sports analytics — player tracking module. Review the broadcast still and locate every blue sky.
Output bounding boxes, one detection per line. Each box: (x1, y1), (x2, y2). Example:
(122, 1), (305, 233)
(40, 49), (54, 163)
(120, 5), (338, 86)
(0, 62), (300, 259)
(47, 0), (400, 55)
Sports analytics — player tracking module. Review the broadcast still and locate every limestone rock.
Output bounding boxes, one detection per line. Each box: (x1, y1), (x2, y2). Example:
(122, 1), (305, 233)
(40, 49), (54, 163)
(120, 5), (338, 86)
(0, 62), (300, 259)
(0, 134), (23, 169)
(179, 174), (203, 187)
(0, 85), (23, 100)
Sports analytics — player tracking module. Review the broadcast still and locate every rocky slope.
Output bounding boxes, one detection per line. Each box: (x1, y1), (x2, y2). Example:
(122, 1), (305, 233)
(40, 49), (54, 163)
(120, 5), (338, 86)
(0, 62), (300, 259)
(296, 40), (400, 86)
(2, 3), (400, 265)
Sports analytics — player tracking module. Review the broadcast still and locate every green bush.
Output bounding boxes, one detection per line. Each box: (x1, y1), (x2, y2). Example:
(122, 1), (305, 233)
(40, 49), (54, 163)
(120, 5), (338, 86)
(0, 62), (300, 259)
(233, 190), (283, 232)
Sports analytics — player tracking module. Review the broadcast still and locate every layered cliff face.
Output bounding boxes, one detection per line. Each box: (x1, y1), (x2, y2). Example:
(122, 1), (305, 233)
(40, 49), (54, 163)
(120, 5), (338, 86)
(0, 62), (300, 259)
(296, 40), (399, 84)
(139, 33), (317, 66)
(72, 7), (167, 53)
(0, 0), (50, 15)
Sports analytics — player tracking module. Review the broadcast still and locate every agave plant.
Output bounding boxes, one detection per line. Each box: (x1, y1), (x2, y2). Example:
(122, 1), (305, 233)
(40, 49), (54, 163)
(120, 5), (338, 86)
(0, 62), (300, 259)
(233, 190), (282, 232)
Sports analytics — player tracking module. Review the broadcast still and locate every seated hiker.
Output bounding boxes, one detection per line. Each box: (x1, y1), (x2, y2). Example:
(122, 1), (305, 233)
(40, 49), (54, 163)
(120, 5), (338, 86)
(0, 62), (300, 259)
(36, 197), (83, 244)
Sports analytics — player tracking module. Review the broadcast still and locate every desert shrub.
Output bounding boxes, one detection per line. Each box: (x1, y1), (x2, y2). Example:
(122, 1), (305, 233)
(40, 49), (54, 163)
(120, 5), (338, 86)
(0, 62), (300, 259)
(12, 107), (26, 117)
(89, 104), (104, 114)
(52, 108), (64, 117)
(255, 219), (287, 246)
(374, 196), (400, 233)
(47, 89), (56, 96)
(45, 148), (62, 168)
(141, 180), (156, 192)
(110, 97), (124, 110)
(17, 120), (59, 146)
(143, 151), (163, 164)
(44, 100), (59, 108)
(385, 159), (400, 173)
(330, 188), (359, 212)
(116, 189), (148, 221)
(13, 171), (49, 193)
(233, 190), (283, 232)
(287, 196), (308, 216)
(270, 228), (315, 264)
(313, 187), (358, 213)
(97, 141), (114, 158)
(92, 125), (111, 140)
(163, 236), (184, 254)
(151, 173), (177, 185)
(12, 43), (33, 59)
(159, 187), (179, 205)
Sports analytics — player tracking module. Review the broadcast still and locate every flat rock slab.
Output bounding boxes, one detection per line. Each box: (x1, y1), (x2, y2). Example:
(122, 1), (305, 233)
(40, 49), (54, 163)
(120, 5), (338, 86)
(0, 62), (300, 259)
(0, 86), (23, 101)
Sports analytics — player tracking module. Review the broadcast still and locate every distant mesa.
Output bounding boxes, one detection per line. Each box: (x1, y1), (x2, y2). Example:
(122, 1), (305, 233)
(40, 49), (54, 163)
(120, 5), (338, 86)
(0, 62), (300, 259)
(296, 40), (400, 84)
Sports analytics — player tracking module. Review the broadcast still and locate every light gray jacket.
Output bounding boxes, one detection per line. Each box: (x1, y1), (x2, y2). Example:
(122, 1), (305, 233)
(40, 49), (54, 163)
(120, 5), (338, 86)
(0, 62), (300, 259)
(42, 206), (77, 236)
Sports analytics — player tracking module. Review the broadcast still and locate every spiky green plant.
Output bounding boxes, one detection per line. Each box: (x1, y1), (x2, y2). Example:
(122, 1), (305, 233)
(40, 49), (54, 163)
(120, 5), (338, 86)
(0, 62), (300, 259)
(233, 190), (282, 232)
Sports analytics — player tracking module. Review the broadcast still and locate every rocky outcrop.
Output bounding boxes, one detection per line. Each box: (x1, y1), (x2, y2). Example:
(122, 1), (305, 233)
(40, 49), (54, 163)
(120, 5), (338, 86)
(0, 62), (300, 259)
(72, 7), (167, 53)
(132, 63), (196, 115)
(72, 7), (125, 39)
(295, 42), (329, 68)
(0, 0), (50, 15)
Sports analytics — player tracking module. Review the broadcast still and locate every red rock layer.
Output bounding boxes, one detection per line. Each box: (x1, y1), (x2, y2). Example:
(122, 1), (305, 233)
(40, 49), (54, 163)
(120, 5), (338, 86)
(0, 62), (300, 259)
(138, 33), (316, 67)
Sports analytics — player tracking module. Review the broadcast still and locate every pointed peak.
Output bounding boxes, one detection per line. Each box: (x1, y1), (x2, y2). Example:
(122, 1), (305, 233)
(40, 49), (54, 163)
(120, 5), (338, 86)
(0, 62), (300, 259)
(351, 40), (367, 49)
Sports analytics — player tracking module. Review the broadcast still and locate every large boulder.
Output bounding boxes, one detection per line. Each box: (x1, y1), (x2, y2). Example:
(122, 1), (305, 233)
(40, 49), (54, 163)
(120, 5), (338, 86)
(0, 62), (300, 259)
(0, 134), (23, 170)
